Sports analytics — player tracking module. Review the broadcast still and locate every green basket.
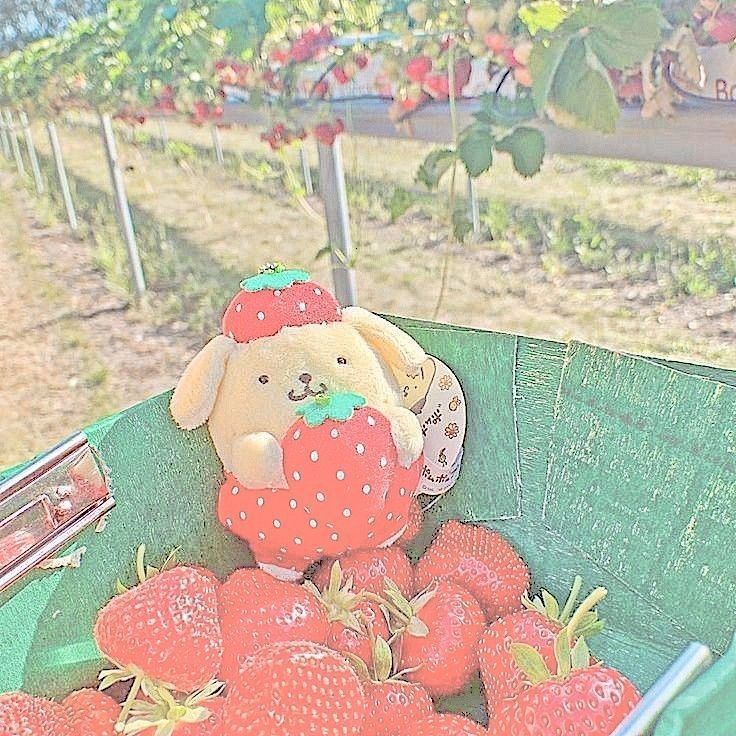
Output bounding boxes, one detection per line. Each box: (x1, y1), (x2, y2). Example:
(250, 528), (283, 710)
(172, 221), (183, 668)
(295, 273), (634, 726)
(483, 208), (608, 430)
(1, 318), (734, 735)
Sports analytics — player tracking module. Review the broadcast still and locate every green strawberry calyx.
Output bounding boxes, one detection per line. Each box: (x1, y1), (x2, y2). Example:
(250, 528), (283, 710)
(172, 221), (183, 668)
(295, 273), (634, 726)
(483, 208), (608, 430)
(124, 679), (224, 735)
(522, 576), (605, 641)
(115, 544), (179, 594)
(241, 263), (310, 292)
(303, 561), (365, 632)
(345, 634), (421, 684)
(296, 391), (367, 427)
(380, 579), (437, 639)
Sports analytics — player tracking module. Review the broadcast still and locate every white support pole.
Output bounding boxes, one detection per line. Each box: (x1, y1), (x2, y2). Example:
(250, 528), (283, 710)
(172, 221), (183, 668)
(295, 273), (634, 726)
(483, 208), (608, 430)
(210, 124), (224, 165)
(4, 110), (26, 178)
(467, 175), (480, 235)
(99, 113), (146, 298)
(299, 144), (314, 196)
(0, 113), (11, 160)
(317, 138), (357, 306)
(19, 111), (44, 194)
(46, 122), (78, 232)
(158, 119), (169, 148)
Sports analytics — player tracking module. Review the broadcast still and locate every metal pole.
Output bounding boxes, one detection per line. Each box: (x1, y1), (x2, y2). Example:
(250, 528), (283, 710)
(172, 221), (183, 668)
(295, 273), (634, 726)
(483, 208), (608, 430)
(299, 144), (314, 196)
(611, 642), (713, 736)
(46, 122), (78, 232)
(467, 175), (480, 235)
(19, 111), (44, 194)
(317, 138), (357, 306)
(4, 110), (26, 178)
(0, 112), (10, 160)
(211, 124), (224, 165)
(99, 113), (146, 298)
(158, 119), (169, 148)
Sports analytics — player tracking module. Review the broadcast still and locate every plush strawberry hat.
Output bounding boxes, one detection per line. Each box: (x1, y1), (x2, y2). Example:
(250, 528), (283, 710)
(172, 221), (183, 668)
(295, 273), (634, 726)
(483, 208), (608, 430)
(221, 263), (342, 343)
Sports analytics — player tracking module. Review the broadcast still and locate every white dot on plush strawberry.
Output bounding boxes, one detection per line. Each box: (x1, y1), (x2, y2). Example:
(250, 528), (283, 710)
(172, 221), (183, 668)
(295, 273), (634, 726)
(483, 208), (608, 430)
(316, 491), (325, 502)
(387, 512), (393, 520)
(293, 430), (301, 440)
(310, 450), (319, 462)
(231, 486), (239, 495)
(399, 487), (406, 496)
(274, 289), (282, 296)
(256, 311), (265, 321)
(330, 429), (339, 439)
(362, 484), (371, 494)
(356, 443), (365, 455)
(257, 497), (264, 506)
(226, 518), (232, 527)
(368, 516), (375, 524)
(309, 519), (318, 528)
(289, 499), (298, 509)
(368, 532), (374, 539)
(298, 302), (306, 312)
(336, 470), (345, 480)
(380, 457), (387, 467)
(293, 471), (301, 481)
(331, 533), (339, 541)
(294, 537), (302, 545)
(258, 531), (266, 540)
(343, 508), (351, 517)
(235, 303), (242, 312)
(239, 511), (246, 520)
(314, 288), (322, 295)
(273, 519), (281, 528)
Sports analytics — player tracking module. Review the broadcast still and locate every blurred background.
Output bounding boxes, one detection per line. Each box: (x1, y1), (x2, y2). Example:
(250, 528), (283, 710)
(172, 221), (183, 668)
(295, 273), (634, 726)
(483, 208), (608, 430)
(1, 0), (735, 467)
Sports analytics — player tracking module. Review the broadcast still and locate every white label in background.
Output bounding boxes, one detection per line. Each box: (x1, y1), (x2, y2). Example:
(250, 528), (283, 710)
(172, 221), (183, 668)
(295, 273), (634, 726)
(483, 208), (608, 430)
(699, 45), (736, 101)
(397, 356), (467, 497)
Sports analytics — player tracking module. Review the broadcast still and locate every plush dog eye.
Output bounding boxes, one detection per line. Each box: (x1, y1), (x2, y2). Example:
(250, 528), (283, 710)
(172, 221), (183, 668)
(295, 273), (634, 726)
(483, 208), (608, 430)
(337, 357), (347, 365)
(258, 375), (270, 384)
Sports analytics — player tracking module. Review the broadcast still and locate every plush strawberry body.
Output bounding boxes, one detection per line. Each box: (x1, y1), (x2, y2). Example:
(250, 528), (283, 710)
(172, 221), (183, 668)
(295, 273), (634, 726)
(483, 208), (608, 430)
(492, 666), (640, 735)
(62, 689), (119, 735)
(0, 692), (72, 736)
(220, 641), (367, 735)
(360, 680), (433, 736)
(479, 609), (561, 716)
(410, 713), (487, 736)
(217, 567), (329, 682)
(414, 520), (529, 620)
(218, 394), (422, 573)
(311, 547), (414, 597)
(94, 566), (223, 691)
(221, 267), (341, 344)
(399, 581), (485, 697)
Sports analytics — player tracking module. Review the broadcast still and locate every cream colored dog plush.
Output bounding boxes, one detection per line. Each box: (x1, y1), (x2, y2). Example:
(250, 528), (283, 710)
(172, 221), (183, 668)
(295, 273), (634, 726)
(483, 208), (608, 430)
(170, 266), (426, 497)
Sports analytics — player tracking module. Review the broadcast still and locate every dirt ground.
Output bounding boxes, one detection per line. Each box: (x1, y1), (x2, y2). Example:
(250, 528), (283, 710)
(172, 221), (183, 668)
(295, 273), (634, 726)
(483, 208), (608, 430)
(1, 118), (735, 467)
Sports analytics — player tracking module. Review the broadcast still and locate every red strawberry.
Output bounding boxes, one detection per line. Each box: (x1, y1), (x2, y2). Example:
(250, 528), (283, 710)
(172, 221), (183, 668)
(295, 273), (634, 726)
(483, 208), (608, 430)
(63, 689), (119, 735)
(220, 641), (367, 735)
(305, 560), (390, 667)
(312, 79), (329, 98)
(410, 713), (487, 735)
(221, 392), (421, 574)
(355, 53), (370, 69)
(399, 499), (423, 548)
(313, 119), (345, 146)
(220, 264), (341, 343)
(413, 520), (530, 620)
(479, 580), (605, 717)
(492, 634), (640, 735)
(127, 682), (224, 735)
(388, 580), (485, 697)
(405, 56), (433, 83)
(454, 57), (472, 92)
(423, 73), (449, 100)
(217, 567), (329, 682)
(94, 560), (222, 694)
(0, 692), (72, 736)
(333, 65), (350, 84)
(705, 10), (736, 43)
(311, 547), (414, 596)
(347, 636), (433, 736)
(484, 31), (509, 54)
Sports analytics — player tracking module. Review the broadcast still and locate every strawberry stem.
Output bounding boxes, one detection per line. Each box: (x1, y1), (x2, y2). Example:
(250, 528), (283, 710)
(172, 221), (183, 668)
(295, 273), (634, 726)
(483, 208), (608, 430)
(115, 673), (143, 733)
(558, 575), (583, 624)
(566, 587), (607, 645)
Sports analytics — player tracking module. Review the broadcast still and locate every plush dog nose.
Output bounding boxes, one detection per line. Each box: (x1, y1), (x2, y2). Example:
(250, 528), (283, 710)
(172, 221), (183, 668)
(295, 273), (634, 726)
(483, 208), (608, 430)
(299, 373), (312, 384)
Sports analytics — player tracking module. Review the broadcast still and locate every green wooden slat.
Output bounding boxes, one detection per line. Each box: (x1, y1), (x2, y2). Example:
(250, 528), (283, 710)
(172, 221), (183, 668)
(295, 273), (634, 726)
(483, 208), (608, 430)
(544, 342), (736, 660)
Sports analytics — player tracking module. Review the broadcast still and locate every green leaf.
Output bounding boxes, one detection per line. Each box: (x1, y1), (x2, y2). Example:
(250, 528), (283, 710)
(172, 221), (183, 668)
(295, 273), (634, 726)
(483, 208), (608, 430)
(212, 1), (249, 30)
(554, 631), (572, 677)
(519, 1), (568, 35)
(296, 392), (367, 426)
(416, 148), (456, 190)
(373, 637), (394, 681)
(457, 124), (494, 177)
(241, 266), (309, 291)
(571, 637), (591, 670)
(530, 36), (570, 115)
(477, 92), (536, 126)
(496, 127), (545, 177)
(540, 589), (560, 620)
(567, 0), (663, 70)
(510, 643), (552, 684)
(452, 207), (474, 244)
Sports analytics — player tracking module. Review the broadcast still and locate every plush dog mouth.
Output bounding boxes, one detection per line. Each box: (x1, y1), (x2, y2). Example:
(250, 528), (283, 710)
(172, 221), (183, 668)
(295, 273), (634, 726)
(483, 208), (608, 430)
(287, 382), (328, 402)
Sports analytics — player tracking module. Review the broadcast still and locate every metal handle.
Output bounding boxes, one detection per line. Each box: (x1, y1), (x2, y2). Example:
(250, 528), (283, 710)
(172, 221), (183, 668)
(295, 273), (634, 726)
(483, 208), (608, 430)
(611, 642), (714, 736)
(0, 433), (115, 593)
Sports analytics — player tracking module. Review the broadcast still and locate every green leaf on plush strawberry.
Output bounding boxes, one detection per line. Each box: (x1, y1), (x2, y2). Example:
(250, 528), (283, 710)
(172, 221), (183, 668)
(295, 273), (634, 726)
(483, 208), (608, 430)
(296, 391), (367, 426)
(240, 263), (310, 292)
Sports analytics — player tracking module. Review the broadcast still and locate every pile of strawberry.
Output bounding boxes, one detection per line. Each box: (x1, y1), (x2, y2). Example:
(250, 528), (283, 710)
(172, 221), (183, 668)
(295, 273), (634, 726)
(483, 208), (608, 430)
(0, 522), (641, 735)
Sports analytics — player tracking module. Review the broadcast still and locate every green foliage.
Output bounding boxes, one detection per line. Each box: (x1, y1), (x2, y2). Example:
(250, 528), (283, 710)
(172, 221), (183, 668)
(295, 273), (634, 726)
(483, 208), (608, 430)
(496, 126), (545, 177)
(416, 148), (456, 190)
(387, 187), (416, 223)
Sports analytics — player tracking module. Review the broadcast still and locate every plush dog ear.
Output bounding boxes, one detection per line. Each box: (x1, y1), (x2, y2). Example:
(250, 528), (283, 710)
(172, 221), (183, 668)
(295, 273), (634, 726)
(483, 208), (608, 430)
(170, 334), (236, 430)
(342, 306), (426, 375)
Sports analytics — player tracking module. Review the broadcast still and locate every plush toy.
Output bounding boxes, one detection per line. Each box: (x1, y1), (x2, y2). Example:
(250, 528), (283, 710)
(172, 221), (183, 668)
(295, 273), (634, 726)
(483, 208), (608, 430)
(170, 264), (427, 579)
